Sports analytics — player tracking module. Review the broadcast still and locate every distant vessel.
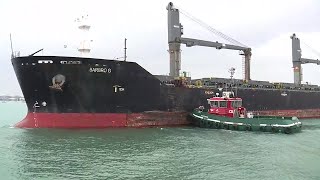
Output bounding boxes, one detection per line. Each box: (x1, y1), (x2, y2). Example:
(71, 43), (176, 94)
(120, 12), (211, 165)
(189, 91), (302, 134)
(11, 2), (320, 128)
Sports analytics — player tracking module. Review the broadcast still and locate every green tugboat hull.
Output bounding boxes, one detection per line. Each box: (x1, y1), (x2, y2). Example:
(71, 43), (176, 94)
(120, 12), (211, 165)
(190, 110), (302, 134)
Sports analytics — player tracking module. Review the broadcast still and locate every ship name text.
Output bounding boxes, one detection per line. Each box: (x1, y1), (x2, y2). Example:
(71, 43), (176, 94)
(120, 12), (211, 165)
(89, 67), (112, 73)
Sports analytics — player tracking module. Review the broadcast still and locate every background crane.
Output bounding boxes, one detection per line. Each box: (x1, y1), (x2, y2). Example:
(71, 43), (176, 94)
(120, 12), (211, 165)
(291, 33), (320, 85)
(167, 2), (252, 81)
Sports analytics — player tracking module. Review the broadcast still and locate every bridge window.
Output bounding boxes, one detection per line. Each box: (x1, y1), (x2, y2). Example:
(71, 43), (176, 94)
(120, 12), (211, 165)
(209, 101), (219, 107)
(219, 101), (227, 108)
(209, 100), (227, 108)
(232, 100), (242, 108)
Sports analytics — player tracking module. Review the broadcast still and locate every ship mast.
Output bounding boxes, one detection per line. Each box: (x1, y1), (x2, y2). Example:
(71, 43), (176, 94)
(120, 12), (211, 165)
(124, 38), (127, 61)
(76, 15), (91, 57)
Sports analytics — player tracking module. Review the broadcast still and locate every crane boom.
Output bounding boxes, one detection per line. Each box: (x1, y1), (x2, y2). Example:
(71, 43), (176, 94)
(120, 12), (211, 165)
(167, 2), (252, 81)
(300, 58), (320, 65)
(180, 37), (249, 51)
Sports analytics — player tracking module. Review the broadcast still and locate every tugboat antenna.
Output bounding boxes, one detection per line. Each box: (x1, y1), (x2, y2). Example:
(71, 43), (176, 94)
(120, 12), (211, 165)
(229, 67), (236, 94)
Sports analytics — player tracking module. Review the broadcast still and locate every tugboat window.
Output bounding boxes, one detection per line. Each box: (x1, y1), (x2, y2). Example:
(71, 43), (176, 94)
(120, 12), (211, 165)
(219, 101), (227, 108)
(232, 100), (242, 108)
(210, 101), (218, 107)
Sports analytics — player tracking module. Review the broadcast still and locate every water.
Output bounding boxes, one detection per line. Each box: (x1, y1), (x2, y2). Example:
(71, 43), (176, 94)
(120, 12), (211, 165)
(0, 102), (320, 180)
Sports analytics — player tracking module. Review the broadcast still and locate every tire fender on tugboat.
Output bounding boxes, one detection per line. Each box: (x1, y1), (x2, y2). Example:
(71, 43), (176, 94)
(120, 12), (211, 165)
(245, 124), (252, 131)
(284, 127), (292, 134)
(215, 122), (220, 128)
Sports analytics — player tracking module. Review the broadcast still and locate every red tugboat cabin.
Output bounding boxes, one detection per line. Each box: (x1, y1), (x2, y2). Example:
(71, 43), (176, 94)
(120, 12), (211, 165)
(207, 92), (247, 118)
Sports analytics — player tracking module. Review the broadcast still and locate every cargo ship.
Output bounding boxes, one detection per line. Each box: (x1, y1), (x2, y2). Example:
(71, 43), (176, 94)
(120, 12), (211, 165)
(11, 2), (320, 128)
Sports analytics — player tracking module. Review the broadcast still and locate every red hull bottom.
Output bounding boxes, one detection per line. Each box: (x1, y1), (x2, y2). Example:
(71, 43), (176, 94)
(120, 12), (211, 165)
(14, 111), (190, 128)
(14, 109), (320, 128)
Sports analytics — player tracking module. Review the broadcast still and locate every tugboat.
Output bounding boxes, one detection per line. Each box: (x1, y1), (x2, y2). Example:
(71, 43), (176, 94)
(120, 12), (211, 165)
(190, 91), (302, 134)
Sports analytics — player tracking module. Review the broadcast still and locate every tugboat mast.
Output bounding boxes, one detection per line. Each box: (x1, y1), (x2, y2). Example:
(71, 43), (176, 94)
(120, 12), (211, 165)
(229, 67), (236, 95)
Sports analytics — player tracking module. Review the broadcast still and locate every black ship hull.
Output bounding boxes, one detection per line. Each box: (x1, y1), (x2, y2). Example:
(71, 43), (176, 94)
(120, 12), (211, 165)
(11, 56), (320, 128)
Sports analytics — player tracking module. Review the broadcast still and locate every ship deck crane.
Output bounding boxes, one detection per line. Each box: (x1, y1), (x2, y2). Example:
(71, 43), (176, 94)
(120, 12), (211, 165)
(291, 33), (320, 85)
(167, 2), (252, 81)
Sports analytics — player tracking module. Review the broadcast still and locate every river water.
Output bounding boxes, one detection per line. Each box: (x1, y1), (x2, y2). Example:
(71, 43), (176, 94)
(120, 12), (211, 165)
(0, 102), (319, 180)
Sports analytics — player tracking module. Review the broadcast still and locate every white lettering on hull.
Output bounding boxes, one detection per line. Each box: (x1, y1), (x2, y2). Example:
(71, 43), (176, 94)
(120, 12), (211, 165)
(113, 85), (125, 93)
(89, 67), (112, 73)
(60, 61), (81, 64)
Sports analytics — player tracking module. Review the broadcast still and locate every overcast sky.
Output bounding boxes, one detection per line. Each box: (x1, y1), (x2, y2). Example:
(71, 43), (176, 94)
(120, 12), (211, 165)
(0, 0), (319, 95)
